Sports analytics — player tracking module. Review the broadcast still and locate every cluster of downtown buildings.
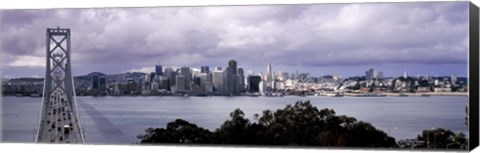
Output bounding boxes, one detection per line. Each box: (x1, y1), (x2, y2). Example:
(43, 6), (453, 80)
(86, 60), (285, 96)
(72, 63), (470, 97)
(2, 61), (468, 97)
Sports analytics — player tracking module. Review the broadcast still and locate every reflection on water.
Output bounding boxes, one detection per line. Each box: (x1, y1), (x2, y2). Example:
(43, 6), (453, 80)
(2, 96), (468, 144)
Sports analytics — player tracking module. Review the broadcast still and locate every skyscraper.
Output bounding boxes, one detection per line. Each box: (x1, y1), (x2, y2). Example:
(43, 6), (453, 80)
(215, 65), (222, 71)
(150, 72), (156, 83)
(224, 67), (233, 93)
(237, 68), (245, 92)
(265, 60), (274, 93)
(266, 60), (273, 83)
(99, 76), (106, 90)
(377, 71), (384, 80)
(213, 70), (224, 92)
(92, 74), (99, 90)
(451, 74), (457, 84)
(365, 68), (375, 81)
(228, 60), (237, 74)
(175, 75), (186, 92)
(164, 67), (175, 88)
(155, 65), (163, 76)
(201, 66), (210, 73)
(227, 60), (238, 94)
(247, 75), (261, 93)
(179, 67), (191, 90)
(113, 80), (120, 95)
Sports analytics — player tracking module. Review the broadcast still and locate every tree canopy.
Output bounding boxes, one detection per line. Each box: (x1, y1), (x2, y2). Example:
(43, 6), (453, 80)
(138, 100), (397, 147)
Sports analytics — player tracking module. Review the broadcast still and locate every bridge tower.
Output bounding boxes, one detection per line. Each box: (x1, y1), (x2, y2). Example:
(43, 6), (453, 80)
(36, 27), (84, 143)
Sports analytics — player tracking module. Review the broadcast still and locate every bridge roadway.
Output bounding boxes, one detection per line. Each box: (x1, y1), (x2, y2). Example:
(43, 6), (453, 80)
(37, 89), (83, 143)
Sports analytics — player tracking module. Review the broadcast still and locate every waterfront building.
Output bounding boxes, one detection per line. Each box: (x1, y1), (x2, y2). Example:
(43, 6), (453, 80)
(434, 87), (452, 93)
(229, 60), (237, 74)
(266, 60), (273, 83)
(155, 65), (163, 76)
(99, 76), (106, 91)
(113, 80), (120, 96)
(451, 74), (457, 85)
(164, 67), (175, 88)
(150, 72), (156, 83)
(142, 79), (151, 95)
(238, 68), (245, 92)
(179, 67), (191, 90)
(204, 82), (213, 93)
(175, 75), (186, 92)
(144, 74), (150, 84)
(200, 73), (211, 91)
(193, 76), (202, 87)
(278, 71), (289, 81)
(247, 75), (261, 92)
(151, 81), (159, 94)
(227, 60), (238, 94)
(213, 70), (224, 92)
(159, 76), (170, 90)
(127, 80), (137, 95)
(192, 68), (201, 78)
(92, 74), (99, 90)
(377, 71), (384, 80)
(275, 81), (285, 90)
(224, 67), (233, 93)
(365, 68), (375, 81)
(264, 60), (275, 94)
(259, 81), (266, 95)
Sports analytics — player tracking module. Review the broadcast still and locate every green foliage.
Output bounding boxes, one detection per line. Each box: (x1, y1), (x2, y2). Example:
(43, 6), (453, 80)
(137, 119), (213, 144)
(138, 101), (397, 147)
(414, 128), (468, 149)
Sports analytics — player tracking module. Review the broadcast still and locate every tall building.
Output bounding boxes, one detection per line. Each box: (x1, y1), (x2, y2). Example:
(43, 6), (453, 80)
(279, 71), (289, 81)
(175, 75), (186, 92)
(247, 75), (261, 92)
(228, 60), (237, 74)
(227, 60), (238, 94)
(92, 74), (99, 90)
(451, 74), (457, 84)
(155, 65), (163, 76)
(215, 65), (222, 71)
(150, 72), (156, 83)
(159, 76), (170, 90)
(237, 68), (245, 92)
(266, 60), (273, 83)
(113, 80), (120, 95)
(365, 68), (375, 81)
(377, 71), (384, 80)
(265, 60), (274, 93)
(179, 67), (191, 90)
(403, 71), (408, 79)
(127, 79), (137, 95)
(224, 67), (233, 93)
(193, 76), (201, 87)
(164, 67), (175, 88)
(144, 73), (150, 84)
(213, 70), (224, 92)
(201, 66), (210, 73)
(99, 76), (106, 90)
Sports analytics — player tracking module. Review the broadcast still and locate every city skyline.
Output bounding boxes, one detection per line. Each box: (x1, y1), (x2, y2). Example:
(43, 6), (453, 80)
(1, 2), (469, 78)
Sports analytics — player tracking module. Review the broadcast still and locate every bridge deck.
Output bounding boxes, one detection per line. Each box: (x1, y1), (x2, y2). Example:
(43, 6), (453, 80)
(37, 89), (83, 143)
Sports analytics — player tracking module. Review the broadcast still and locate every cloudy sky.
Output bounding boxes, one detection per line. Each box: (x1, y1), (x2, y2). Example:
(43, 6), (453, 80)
(1, 2), (469, 78)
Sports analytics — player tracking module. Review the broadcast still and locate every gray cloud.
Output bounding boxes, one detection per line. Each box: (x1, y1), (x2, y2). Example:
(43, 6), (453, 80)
(1, 2), (469, 78)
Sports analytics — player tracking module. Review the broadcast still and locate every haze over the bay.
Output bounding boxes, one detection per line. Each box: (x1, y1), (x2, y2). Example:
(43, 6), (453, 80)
(1, 2), (469, 78)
